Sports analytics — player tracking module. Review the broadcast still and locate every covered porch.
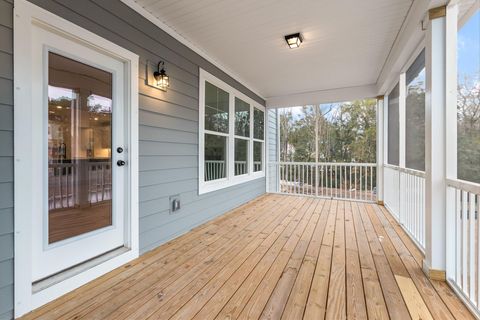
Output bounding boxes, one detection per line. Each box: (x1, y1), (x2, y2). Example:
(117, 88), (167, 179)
(20, 194), (473, 319)
(2, 0), (479, 318)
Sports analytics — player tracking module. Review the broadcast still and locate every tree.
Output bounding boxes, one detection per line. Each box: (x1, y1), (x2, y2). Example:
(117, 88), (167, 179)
(457, 73), (480, 183)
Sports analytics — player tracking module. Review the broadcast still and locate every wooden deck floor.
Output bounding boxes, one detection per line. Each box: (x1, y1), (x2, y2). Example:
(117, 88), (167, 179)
(22, 194), (474, 320)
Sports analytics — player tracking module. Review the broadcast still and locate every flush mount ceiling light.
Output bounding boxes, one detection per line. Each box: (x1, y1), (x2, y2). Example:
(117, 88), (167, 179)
(153, 61), (169, 90)
(285, 33), (303, 49)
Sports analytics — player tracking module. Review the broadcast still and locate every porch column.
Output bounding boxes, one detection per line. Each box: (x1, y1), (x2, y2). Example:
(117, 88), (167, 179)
(376, 96), (384, 204)
(424, 5), (447, 279)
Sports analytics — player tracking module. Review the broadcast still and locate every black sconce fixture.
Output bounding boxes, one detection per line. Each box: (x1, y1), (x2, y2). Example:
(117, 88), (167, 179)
(284, 33), (303, 49)
(153, 61), (169, 90)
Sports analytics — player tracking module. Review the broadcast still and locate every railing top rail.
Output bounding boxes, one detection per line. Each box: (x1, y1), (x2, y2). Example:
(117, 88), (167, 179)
(269, 161), (377, 166)
(447, 178), (480, 195)
(384, 164), (426, 178)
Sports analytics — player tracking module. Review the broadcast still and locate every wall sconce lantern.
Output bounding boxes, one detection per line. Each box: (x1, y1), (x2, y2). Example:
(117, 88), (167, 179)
(284, 33), (303, 49)
(153, 61), (169, 90)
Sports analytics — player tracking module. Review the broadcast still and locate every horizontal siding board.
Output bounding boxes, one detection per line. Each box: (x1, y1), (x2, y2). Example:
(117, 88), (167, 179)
(0, 78), (12, 106)
(139, 167), (198, 187)
(0, 158), (12, 183)
(0, 259), (12, 288)
(0, 104), (12, 131)
(140, 126), (197, 144)
(139, 155), (196, 172)
(0, 1), (12, 29)
(0, 311), (13, 320)
(139, 82), (198, 110)
(139, 94), (198, 121)
(139, 179), (196, 202)
(0, 52), (12, 80)
(139, 140), (197, 156)
(139, 110), (198, 133)
(0, 183), (12, 210)
(0, 132), (12, 157)
(0, 234), (12, 262)
(0, 285), (12, 315)
(0, 26), (12, 54)
(0, 208), (12, 236)
(139, 190), (198, 218)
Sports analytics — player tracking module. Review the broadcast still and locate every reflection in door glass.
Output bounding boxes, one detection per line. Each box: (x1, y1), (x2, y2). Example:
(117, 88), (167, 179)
(48, 52), (113, 243)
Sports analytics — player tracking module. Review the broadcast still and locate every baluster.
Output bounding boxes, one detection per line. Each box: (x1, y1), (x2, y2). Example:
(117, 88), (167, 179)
(359, 166), (363, 200)
(463, 190), (468, 290)
(353, 166), (357, 199)
(477, 193), (480, 307)
(469, 192), (476, 301)
(456, 189), (462, 284)
(370, 166), (378, 201)
(302, 164), (305, 195)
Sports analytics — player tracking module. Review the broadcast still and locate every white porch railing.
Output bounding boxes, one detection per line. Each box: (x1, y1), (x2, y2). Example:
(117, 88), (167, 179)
(205, 161), (262, 181)
(384, 165), (426, 250)
(48, 161), (112, 210)
(447, 178), (480, 314)
(268, 162), (376, 202)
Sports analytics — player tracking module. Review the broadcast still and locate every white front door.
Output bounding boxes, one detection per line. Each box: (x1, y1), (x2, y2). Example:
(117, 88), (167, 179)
(29, 21), (128, 281)
(14, 1), (139, 315)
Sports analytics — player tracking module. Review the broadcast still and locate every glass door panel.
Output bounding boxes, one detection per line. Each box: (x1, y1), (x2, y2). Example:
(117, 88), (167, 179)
(48, 52), (113, 243)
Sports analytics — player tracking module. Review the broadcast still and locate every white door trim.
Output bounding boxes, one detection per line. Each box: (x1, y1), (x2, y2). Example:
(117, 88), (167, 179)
(13, 0), (139, 317)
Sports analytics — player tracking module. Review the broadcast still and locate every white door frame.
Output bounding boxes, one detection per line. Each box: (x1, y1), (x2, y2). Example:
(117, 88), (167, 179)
(13, 0), (139, 317)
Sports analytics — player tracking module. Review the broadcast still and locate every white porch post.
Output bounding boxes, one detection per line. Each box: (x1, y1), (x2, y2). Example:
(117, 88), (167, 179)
(376, 96), (384, 204)
(398, 73), (406, 169)
(424, 5), (447, 279)
(445, 2), (458, 281)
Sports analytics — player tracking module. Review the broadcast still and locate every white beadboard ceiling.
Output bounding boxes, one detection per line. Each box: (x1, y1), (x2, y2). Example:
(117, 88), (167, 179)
(134, 0), (414, 99)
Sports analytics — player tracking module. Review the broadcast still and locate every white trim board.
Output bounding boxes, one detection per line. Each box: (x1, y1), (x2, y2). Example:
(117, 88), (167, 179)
(120, 0), (266, 101)
(13, 0), (139, 317)
(266, 84), (378, 108)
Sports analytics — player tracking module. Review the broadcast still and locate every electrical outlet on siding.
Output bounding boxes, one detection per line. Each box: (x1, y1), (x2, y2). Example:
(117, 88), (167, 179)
(169, 194), (181, 214)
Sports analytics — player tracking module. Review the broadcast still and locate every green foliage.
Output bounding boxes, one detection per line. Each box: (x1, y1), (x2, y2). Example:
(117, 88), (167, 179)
(280, 99), (377, 164)
(457, 73), (480, 183)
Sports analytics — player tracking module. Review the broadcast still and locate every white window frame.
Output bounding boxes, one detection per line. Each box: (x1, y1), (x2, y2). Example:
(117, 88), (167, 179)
(13, 0), (139, 317)
(199, 69), (265, 194)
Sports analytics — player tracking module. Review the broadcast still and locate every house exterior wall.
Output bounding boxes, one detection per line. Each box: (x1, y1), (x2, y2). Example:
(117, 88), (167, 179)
(0, 0), (266, 318)
(267, 109), (279, 192)
(0, 0), (14, 319)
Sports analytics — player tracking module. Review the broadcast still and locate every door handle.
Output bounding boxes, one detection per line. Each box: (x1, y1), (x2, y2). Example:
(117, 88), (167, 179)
(117, 160), (126, 166)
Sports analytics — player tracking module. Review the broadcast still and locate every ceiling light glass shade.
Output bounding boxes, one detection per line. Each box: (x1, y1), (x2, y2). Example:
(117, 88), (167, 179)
(154, 61), (169, 90)
(285, 33), (303, 49)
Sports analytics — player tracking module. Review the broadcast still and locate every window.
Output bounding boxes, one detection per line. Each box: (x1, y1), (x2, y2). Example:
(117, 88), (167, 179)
(253, 108), (265, 172)
(235, 97), (250, 176)
(200, 69), (265, 194)
(388, 83), (400, 166)
(204, 81), (229, 181)
(405, 49), (426, 171)
(457, 3), (480, 183)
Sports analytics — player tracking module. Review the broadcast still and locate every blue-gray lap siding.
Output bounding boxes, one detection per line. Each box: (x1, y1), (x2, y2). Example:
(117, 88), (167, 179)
(0, 0), (266, 318)
(0, 0), (14, 318)
(267, 109), (279, 192)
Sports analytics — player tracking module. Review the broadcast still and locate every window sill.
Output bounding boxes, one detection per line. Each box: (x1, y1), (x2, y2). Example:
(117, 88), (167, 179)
(199, 171), (265, 195)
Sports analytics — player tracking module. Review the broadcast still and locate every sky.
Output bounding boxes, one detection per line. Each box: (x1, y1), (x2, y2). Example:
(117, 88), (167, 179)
(458, 10), (480, 80)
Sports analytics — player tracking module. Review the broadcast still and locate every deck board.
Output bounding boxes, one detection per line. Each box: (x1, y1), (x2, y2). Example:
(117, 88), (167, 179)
(20, 194), (474, 320)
